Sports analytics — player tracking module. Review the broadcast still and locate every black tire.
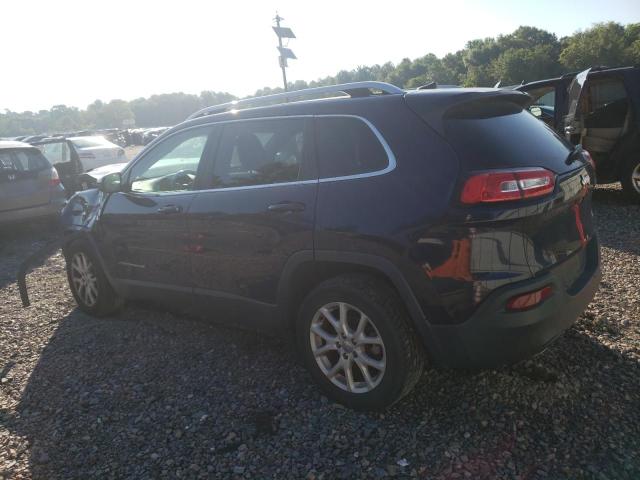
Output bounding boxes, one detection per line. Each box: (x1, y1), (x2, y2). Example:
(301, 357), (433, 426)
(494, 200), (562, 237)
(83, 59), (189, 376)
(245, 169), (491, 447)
(620, 156), (640, 202)
(64, 240), (123, 317)
(297, 274), (425, 410)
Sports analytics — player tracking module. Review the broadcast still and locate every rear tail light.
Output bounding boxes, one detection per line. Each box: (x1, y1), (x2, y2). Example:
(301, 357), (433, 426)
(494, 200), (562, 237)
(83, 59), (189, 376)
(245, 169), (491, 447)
(48, 168), (61, 187)
(506, 285), (553, 311)
(460, 168), (556, 204)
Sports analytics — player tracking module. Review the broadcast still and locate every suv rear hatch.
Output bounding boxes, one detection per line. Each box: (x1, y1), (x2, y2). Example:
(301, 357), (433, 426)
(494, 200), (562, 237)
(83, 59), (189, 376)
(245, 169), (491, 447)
(406, 90), (595, 308)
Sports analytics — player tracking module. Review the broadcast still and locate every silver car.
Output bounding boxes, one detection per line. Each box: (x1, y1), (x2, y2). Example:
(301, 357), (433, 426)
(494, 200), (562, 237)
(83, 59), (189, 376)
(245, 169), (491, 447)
(66, 136), (126, 171)
(0, 141), (67, 225)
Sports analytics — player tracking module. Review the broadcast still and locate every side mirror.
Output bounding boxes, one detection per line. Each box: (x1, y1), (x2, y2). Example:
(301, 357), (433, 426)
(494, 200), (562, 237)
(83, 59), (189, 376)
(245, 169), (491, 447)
(530, 106), (542, 118)
(99, 172), (123, 193)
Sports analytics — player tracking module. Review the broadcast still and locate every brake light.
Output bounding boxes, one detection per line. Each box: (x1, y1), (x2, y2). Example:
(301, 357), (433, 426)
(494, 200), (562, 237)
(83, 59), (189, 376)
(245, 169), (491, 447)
(48, 168), (61, 187)
(506, 285), (553, 311)
(460, 168), (555, 204)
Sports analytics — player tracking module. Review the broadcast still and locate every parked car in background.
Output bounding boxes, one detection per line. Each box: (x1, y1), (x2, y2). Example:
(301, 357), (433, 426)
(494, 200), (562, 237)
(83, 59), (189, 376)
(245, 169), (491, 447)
(0, 141), (66, 225)
(518, 66), (640, 201)
(31, 135), (127, 194)
(67, 136), (126, 171)
(31, 137), (83, 193)
(21, 82), (600, 410)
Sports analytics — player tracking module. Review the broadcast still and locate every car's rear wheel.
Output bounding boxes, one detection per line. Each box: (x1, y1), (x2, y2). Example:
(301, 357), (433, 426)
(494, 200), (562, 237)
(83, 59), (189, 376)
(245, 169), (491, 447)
(297, 274), (424, 410)
(65, 241), (123, 316)
(621, 156), (640, 202)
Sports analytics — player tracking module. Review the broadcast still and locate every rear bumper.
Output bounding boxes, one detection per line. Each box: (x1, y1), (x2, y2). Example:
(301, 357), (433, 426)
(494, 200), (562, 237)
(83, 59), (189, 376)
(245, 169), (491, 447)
(429, 236), (601, 368)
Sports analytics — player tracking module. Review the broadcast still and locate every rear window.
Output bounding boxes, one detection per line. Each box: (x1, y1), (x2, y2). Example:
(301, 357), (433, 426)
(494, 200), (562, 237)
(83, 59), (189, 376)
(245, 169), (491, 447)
(70, 136), (111, 148)
(315, 117), (389, 179)
(444, 106), (573, 172)
(0, 149), (49, 172)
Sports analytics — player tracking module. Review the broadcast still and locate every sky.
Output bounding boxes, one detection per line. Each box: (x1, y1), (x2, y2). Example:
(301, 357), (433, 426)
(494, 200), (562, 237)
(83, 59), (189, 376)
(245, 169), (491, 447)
(2, 0), (639, 112)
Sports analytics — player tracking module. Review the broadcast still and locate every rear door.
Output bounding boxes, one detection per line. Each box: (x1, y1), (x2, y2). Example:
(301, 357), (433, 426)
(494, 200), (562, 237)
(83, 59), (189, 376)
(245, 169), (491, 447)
(187, 117), (317, 328)
(0, 148), (51, 212)
(96, 125), (218, 304)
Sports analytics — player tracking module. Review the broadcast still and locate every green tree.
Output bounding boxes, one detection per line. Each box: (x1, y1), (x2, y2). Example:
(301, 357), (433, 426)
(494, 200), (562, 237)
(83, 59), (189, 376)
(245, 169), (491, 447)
(560, 22), (628, 69)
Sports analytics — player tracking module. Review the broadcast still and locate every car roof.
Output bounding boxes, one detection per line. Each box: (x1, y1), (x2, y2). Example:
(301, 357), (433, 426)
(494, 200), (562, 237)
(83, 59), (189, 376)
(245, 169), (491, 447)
(181, 87), (528, 128)
(0, 140), (38, 150)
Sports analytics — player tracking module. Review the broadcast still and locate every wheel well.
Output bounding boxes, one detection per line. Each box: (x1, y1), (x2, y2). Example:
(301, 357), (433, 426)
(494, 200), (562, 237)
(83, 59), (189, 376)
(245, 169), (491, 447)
(284, 261), (404, 332)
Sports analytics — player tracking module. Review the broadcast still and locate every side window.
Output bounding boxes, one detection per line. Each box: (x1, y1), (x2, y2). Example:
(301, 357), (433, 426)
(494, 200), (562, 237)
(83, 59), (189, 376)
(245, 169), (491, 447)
(211, 118), (306, 188)
(12, 150), (49, 172)
(129, 127), (212, 193)
(523, 86), (556, 123)
(315, 117), (389, 179)
(527, 86), (556, 108)
(39, 142), (68, 165)
(0, 152), (16, 171)
(580, 78), (629, 128)
(584, 79), (627, 112)
(0, 150), (46, 172)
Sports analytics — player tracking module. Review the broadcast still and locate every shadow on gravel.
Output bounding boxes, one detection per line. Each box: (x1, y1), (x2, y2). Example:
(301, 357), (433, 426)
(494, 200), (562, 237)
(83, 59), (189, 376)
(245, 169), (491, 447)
(6, 305), (640, 479)
(0, 220), (57, 290)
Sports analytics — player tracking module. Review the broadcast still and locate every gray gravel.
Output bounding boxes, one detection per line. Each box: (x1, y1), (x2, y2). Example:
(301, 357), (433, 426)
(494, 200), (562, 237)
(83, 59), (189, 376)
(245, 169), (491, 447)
(0, 185), (639, 479)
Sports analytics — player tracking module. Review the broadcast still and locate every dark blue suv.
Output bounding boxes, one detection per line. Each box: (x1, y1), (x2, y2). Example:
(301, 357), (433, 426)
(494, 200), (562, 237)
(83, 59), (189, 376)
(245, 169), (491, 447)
(54, 82), (600, 410)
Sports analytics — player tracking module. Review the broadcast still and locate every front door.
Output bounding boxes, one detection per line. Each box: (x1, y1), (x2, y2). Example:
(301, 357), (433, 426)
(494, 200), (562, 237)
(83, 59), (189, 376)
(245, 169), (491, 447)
(187, 117), (317, 329)
(96, 125), (218, 304)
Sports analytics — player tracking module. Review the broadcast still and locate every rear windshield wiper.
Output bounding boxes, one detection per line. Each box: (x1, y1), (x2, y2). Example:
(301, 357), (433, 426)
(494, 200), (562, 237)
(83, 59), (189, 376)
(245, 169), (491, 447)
(565, 144), (584, 165)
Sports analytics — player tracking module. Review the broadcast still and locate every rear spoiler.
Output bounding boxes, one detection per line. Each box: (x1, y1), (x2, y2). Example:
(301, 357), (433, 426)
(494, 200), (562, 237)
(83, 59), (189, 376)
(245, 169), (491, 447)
(404, 89), (532, 136)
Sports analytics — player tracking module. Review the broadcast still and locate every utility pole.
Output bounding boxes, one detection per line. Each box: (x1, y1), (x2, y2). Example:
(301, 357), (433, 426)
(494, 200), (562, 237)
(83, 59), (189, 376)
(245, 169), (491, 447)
(272, 13), (296, 92)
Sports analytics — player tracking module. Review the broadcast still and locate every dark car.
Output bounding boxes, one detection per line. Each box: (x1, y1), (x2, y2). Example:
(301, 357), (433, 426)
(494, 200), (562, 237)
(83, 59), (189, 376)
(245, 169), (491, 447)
(517, 66), (640, 201)
(0, 141), (67, 225)
(41, 82), (599, 410)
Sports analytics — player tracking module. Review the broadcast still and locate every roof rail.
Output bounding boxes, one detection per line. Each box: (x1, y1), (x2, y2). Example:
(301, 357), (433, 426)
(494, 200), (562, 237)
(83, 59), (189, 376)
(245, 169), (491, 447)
(186, 81), (404, 120)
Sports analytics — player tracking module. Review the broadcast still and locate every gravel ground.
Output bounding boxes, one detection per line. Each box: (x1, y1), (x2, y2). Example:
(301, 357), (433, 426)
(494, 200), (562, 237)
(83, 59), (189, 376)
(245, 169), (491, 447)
(0, 185), (638, 480)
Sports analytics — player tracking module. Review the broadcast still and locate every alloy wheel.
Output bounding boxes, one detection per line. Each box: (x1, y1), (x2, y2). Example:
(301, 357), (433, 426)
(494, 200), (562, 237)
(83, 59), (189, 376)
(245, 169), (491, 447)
(70, 252), (99, 307)
(309, 302), (386, 393)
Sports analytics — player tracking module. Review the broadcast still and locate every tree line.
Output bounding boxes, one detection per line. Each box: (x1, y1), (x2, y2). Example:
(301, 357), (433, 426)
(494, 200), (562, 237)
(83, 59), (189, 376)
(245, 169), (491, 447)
(1, 22), (638, 137)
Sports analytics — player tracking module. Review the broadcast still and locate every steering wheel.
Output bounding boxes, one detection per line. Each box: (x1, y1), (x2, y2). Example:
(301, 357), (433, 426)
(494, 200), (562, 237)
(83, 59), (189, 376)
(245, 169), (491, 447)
(171, 169), (196, 189)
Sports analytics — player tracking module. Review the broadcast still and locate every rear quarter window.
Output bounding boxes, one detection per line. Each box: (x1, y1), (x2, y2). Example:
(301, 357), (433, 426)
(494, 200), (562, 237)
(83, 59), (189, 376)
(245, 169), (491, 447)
(315, 117), (389, 179)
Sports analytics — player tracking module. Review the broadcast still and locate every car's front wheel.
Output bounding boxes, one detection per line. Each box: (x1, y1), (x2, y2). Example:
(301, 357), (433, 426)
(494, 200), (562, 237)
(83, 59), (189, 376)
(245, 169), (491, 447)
(297, 274), (424, 410)
(65, 241), (123, 316)
(621, 156), (640, 202)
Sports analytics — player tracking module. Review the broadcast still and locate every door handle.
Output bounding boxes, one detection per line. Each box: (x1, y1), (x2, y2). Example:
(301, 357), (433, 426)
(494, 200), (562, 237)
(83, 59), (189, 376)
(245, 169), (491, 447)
(157, 204), (183, 214)
(267, 201), (306, 213)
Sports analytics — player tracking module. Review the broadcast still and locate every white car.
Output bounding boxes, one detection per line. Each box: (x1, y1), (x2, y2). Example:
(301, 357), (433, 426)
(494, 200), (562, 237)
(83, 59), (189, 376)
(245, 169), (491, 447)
(67, 136), (126, 171)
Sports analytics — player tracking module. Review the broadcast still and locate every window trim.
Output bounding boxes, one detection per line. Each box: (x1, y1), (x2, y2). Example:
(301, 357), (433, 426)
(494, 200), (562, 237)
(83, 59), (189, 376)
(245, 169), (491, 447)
(121, 114), (396, 195)
(123, 125), (217, 196)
